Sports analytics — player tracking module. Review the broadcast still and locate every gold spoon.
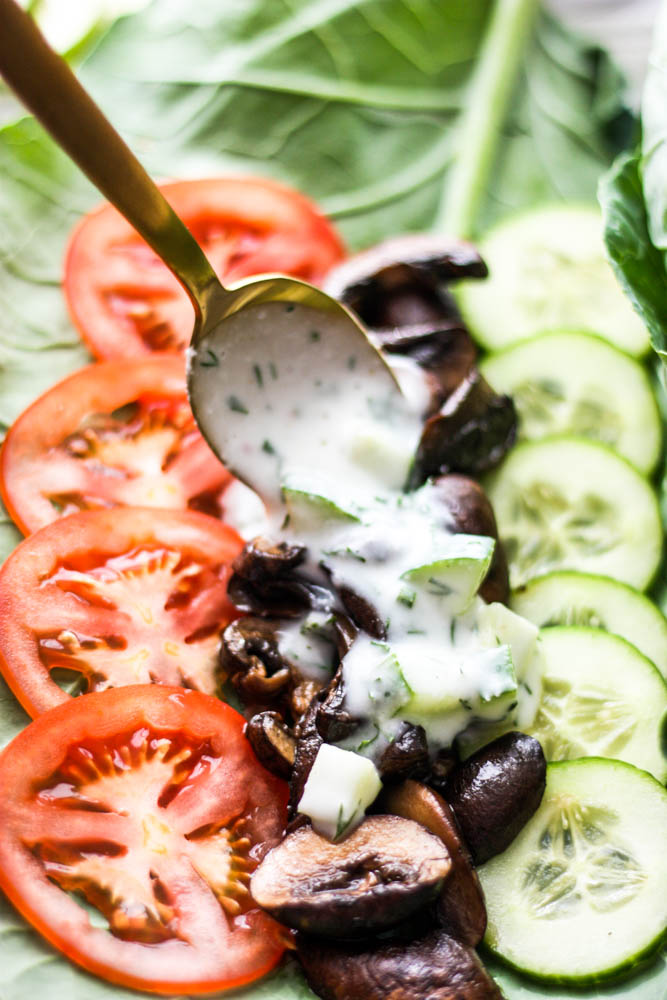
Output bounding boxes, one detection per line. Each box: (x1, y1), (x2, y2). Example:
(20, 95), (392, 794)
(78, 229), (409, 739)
(0, 0), (403, 507)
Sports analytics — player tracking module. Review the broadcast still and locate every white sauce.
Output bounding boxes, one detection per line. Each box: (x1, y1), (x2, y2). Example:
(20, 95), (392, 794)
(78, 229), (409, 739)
(190, 300), (541, 787)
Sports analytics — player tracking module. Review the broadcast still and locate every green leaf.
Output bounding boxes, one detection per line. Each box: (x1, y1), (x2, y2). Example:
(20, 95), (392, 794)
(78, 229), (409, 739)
(601, 1), (667, 358)
(600, 152), (667, 358)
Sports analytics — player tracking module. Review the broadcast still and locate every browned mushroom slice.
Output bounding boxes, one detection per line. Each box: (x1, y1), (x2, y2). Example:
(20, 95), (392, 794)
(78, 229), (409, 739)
(227, 537), (326, 617)
(431, 474), (510, 605)
(444, 731), (547, 865)
(246, 710), (296, 779)
(411, 370), (516, 488)
(378, 723), (429, 782)
(251, 815), (451, 938)
(383, 780), (486, 947)
(297, 927), (503, 1000)
(288, 694), (324, 820)
(220, 617), (293, 705)
(322, 233), (488, 327)
(315, 668), (361, 743)
(373, 323), (477, 409)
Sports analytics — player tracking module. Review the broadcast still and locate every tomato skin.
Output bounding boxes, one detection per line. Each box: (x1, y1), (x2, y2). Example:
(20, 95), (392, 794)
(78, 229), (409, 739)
(64, 176), (346, 359)
(0, 355), (233, 535)
(0, 684), (289, 994)
(0, 507), (244, 717)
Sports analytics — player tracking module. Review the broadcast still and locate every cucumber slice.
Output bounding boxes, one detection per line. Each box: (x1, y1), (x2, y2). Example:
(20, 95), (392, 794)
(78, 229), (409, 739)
(485, 437), (662, 590)
(480, 331), (661, 474)
(479, 759), (667, 983)
(457, 205), (650, 356)
(529, 627), (667, 781)
(511, 571), (667, 675)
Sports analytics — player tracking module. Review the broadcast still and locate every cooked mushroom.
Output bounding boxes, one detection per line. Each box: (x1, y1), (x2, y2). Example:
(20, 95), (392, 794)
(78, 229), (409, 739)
(245, 711), (296, 779)
(297, 926), (503, 1000)
(220, 617), (293, 705)
(227, 537), (322, 617)
(383, 780), (486, 947)
(334, 583), (386, 639)
(322, 234), (488, 329)
(444, 731), (547, 865)
(315, 668), (361, 743)
(373, 323), (477, 410)
(378, 723), (430, 782)
(251, 815), (451, 938)
(411, 369), (516, 487)
(430, 474), (510, 605)
(289, 695), (324, 820)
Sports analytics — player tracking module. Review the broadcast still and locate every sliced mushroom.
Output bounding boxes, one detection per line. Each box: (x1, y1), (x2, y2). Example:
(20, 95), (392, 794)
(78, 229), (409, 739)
(220, 617), (293, 706)
(378, 723), (430, 783)
(411, 370), (516, 488)
(289, 694), (324, 820)
(246, 711), (296, 780)
(444, 731), (547, 865)
(322, 234), (488, 329)
(383, 780), (486, 947)
(315, 668), (361, 744)
(373, 323), (477, 409)
(227, 537), (323, 618)
(335, 583), (386, 640)
(297, 927), (503, 1000)
(431, 474), (510, 605)
(251, 815), (451, 938)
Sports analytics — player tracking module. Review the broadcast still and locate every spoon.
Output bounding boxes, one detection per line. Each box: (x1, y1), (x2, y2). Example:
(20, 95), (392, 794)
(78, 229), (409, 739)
(0, 0), (405, 508)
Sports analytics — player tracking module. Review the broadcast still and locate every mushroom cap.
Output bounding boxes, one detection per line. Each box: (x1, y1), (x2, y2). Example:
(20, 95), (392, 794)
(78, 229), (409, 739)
(297, 926), (503, 1000)
(251, 814), (451, 937)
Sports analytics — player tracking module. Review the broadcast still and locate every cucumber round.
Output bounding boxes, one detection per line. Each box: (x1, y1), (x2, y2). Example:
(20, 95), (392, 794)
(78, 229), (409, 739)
(480, 331), (661, 474)
(485, 437), (662, 590)
(511, 572), (667, 675)
(479, 759), (667, 983)
(457, 205), (650, 357)
(529, 627), (667, 781)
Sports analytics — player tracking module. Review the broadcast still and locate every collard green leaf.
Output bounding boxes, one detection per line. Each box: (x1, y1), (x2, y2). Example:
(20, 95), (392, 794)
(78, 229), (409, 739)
(642, 0), (667, 266)
(600, 152), (667, 358)
(0, 2), (662, 999)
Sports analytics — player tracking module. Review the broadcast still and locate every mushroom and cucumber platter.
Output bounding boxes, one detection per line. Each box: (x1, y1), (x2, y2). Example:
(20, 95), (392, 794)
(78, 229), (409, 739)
(0, 0), (666, 999)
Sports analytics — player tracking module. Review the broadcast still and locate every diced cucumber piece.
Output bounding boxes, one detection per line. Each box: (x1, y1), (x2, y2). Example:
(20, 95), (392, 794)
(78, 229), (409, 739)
(511, 571), (667, 676)
(480, 331), (661, 474)
(399, 643), (517, 717)
(297, 744), (382, 841)
(402, 533), (495, 614)
(529, 627), (667, 782)
(485, 437), (662, 590)
(479, 759), (667, 983)
(281, 479), (360, 533)
(457, 205), (650, 356)
(476, 601), (539, 678)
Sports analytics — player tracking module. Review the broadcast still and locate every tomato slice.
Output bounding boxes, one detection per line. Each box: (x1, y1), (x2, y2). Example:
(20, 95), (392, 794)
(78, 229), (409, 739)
(0, 355), (237, 535)
(0, 684), (289, 994)
(64, 176), (346, 359)
(0, 508), (244, 716)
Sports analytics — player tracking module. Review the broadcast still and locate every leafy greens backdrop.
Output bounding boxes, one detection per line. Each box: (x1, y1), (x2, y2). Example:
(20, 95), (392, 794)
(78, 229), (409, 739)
(0, 0), (664, 998)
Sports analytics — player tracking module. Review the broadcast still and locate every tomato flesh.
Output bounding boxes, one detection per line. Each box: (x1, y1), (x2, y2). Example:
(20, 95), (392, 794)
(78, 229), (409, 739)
(0, 508), (244, 716)
(64, 176), (346, 359)
(0, 685), (289, 994)
(0, 356), (235, 535)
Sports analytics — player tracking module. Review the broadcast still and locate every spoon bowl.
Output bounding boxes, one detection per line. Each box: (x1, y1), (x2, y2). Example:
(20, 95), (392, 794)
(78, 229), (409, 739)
(0, 0), (401, 492)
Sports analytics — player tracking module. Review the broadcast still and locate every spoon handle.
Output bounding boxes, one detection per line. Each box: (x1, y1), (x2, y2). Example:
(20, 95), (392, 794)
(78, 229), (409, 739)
(0, 0), (223, 313)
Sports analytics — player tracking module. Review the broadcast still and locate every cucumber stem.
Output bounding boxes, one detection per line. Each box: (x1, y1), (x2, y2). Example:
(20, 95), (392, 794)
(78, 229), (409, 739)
(436, 0), (540, 238)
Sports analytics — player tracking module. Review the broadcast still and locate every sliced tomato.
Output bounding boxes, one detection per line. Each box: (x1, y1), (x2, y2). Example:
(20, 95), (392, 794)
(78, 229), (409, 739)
(64, 176), (346, 358)
(0, 684), (289, 994)
(0, 355), (239, 535)
(0, 508), (244, 716)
